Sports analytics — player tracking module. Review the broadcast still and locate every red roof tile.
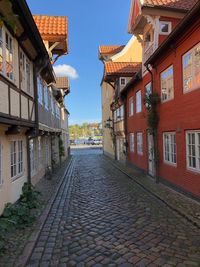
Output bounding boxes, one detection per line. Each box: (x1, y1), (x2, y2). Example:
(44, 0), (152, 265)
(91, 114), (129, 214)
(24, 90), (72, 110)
(99, 45), (125, 56)
(104, 62), (141, 76)
(33, 15), (68, 37)
(143, 0), (198, 11)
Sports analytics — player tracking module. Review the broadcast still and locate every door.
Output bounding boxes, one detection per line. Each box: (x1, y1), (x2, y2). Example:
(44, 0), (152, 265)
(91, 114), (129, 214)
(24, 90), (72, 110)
(148, 133), (155, 176)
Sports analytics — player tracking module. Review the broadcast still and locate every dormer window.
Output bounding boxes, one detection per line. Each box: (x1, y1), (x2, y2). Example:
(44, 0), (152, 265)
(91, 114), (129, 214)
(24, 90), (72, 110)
(160, 21), (172, 35)
(120, 77), (126, 86)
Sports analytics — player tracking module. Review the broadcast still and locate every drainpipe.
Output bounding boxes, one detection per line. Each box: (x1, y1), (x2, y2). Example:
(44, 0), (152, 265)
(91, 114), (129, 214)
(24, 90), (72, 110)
(146, 64), (159, 183)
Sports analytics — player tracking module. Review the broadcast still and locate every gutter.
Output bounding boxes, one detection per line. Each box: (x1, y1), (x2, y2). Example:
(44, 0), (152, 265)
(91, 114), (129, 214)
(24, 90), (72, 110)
(145, 1), (200, 66)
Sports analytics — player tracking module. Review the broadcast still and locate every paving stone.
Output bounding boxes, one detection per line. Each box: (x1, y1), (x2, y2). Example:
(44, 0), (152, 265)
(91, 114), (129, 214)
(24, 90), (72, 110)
(24, 151), (200, 267)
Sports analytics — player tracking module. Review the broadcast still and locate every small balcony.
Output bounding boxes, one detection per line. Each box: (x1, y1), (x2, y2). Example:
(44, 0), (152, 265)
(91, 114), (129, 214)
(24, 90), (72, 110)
(143, 42), (154, 63)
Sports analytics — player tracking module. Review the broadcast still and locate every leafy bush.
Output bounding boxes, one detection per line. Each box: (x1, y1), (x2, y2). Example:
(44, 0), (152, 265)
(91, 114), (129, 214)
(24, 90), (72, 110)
(0, 183), (41, 254)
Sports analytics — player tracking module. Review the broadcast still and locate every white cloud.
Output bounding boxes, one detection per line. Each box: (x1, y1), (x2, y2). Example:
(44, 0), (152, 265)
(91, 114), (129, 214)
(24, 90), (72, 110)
(53, 64), (78, 79)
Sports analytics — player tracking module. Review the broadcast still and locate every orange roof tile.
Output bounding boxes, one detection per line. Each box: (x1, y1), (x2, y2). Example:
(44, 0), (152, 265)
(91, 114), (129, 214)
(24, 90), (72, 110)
(55, 77), (69, 89)
(99, 45), (125, 56)
(104, 62), (141, 76)
(33, 15), (68, 37)
(143, 0), (198, 11)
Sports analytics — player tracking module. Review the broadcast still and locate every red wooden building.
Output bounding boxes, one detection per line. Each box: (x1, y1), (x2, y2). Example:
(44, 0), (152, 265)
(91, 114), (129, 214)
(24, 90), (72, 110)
(122, 0), (200, 199)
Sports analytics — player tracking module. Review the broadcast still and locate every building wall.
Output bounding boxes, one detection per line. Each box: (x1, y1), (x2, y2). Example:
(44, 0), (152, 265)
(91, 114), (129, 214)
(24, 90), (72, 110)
(61, 108), (70, 160)
(153, 17), (200, 197)
(111, 36), (142, 63)
(126, 75), (150, 171)
(101, 81), (115, 158)
(0, 125), (28, 215)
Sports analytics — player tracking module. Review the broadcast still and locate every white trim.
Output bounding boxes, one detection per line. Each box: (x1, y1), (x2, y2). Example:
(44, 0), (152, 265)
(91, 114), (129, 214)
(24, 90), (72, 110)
(10, 140), (24, 180)
(186, 130), (200, 173)
(136, 90), (142, 113)
(137, 132), (143, 155)
(129, 97), (134, 117)
(182, 42), (200, 93)
(161, 65), (174, 103)
(163, 132), (177, 166)
(130, 133), (134, 153)
(159, 21), (172, 35)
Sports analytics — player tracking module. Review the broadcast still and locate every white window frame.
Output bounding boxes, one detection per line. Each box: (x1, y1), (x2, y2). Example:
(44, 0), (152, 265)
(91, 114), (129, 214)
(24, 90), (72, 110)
(129, 97), (134, 116)
(186, 131), (200, 172)
(161, 65), (174, 102)
(19, 49), (32, 95)
(10, 140), (23, 180)
(159, 21), (172, 35)
(0, 142), (2, 185)
(0, 26), (14, 81)
(183, 43), (200, 93)
(136, 90), (142, 113)
(163, 132), (177, 166)
(130, 133), (134, 153)
(137, 132), (143, 155)
(120, 77), (126, 86)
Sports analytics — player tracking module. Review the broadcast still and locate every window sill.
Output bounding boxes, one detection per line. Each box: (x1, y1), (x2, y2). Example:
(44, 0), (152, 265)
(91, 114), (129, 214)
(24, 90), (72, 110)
(11, 173), (24, 182)
(186, 167), (200, 175)
(163, 161), (177, 168)
(161, 97), (174, 104)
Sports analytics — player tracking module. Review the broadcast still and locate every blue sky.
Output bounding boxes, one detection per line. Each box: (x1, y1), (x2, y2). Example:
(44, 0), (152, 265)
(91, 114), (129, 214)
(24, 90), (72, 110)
(27, 0), (131, 125)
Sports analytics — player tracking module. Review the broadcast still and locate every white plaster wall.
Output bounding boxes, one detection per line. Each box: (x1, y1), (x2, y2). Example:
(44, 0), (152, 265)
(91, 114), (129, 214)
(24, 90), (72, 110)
(10, 89), (20, 117)
(0, 81), (9, 114)
(21, 95), (29, 120)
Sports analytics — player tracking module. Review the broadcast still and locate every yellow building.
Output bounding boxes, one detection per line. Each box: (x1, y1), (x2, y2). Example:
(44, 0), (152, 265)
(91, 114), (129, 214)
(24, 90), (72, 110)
(99, 36), (142, 159)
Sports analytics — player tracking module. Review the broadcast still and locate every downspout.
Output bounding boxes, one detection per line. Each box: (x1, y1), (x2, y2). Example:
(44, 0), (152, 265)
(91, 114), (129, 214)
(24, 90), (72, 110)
(146, 63), (159, 183)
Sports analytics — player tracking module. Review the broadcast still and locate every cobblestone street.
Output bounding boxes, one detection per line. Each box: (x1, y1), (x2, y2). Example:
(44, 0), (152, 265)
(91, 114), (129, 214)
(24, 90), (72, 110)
(27, 148), (200, 267)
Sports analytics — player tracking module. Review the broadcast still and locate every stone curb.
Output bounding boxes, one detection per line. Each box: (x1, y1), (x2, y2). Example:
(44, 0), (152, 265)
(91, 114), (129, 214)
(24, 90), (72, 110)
(16, 157), (74, 267)
(105, 156), (200, 230)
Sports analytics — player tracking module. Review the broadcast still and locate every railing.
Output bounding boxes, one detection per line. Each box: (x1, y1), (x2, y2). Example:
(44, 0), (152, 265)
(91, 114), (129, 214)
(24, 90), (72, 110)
(143, 42), (154, 63)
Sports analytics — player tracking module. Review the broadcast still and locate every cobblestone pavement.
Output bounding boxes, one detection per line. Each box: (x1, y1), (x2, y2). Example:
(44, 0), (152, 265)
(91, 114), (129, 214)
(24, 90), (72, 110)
(27, 150), (200, 267)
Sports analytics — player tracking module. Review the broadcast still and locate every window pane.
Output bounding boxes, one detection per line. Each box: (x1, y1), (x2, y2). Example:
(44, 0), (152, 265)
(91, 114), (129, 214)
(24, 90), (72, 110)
(183, 52), (193, 91)
(161, 66), (174, 102)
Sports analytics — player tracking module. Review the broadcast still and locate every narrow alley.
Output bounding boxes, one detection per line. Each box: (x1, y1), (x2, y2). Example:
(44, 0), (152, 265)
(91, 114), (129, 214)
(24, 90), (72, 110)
(27, 148), (200, 267)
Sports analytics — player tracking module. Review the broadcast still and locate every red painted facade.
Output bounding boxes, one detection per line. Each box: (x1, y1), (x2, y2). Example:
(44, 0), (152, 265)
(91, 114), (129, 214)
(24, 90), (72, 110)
(125, 3), (200, 198)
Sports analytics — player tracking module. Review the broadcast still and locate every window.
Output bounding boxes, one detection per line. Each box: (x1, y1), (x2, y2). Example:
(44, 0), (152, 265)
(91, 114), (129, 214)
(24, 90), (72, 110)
(160, 21), (171, 35)
(130, 133), (134, 152)
(11, 140), (23, 179)
(186, 131), (200, 172)
(161, 66), (174, 102)
(183, 43), (200, 92)
(0, 143), (2, 185)
(137, 133), (143, 155)
(120, 77), (126, 86)
(5, 32), (13, 80)
(37, 77), (43, 105)
(20, 50), (31, 94)
(163, 133), (176, 165)
(129, 97), (134, 116)
(136, 90), (142, 113)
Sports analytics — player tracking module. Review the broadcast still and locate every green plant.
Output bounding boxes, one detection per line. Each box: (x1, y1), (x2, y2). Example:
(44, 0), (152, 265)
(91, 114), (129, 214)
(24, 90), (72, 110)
(0, 183), (41, 254)
(144, 92), (160, 182)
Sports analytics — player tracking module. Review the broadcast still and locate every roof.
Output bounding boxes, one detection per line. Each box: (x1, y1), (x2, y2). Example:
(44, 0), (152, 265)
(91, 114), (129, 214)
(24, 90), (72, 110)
(55, 77), (69, 90)
(146, 1), (200, 66)
(33, 15), (68, 37)
(104, 62), (141, 76)
(143, 0), (198, 11)
(33, 15), (68, 55)
(99, 45), (125, 56)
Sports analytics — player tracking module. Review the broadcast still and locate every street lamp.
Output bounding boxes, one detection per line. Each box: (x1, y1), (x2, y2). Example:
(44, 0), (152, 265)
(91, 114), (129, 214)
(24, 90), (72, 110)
(105, 117), (113, 129)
